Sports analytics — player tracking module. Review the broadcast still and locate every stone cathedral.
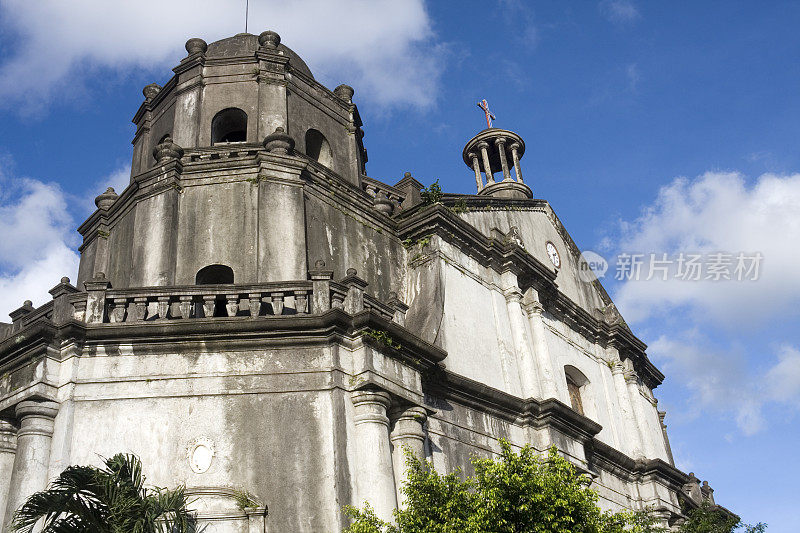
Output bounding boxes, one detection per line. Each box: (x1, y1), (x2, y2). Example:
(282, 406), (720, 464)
(0, 31), (723, 531)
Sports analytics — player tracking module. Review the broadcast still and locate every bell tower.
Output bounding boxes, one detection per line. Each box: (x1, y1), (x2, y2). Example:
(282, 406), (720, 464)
(462, 99), (531, 199)
(77, 30), (369, 289)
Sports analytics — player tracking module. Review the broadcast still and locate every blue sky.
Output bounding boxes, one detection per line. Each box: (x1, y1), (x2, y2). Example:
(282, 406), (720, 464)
(1, 1), (798, 529)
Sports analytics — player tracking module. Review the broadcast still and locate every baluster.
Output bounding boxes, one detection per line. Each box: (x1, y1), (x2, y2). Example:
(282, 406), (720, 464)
(131, 298), (148, 321)
(271, 293), (284, 315)
(202, 295), (216, 318)
(294, 291), (308, 314)
(226, 296), (239, 317)
(178, 296), (193, 319)
(157, 296), (170, 320)
(331, 292), (345, 309)
(72, 300), (87, 322)
(110, 298), (127, 323)
(248, 293), (261, 317)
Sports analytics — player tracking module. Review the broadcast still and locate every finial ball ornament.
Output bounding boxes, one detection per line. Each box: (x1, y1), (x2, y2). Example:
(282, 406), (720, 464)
(95, 187), (119, 210)
(142, 83), (162, 100)
(263, 127), (295, 154)
(259, 31), (281, 49)
(334, 84), (355, 102)
(346, 268), (357, 277)
(153, 136), (184, 163)
(185, 38), (208, 55)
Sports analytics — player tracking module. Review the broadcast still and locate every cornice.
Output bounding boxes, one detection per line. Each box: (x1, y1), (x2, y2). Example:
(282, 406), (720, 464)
(588, 439), (688, 488)
(425, 370), (689, 492)
(398, 203), (557, 282)
(424, 370), (602, 438)
(0, 309), (445, 375)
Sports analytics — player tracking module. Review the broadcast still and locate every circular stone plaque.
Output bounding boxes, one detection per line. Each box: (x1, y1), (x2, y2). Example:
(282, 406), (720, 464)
(188, 438), (215, 473)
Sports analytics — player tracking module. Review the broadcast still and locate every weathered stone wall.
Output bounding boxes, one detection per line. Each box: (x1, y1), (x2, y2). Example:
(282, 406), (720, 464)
(304, 190), (406, 300)
(459, 207), (607, 315)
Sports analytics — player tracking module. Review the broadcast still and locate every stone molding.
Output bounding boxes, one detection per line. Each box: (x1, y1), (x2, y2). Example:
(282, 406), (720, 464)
(389, 406), (427, 445)
(351, 390), (392, 427)
(15, 400), (59, 438)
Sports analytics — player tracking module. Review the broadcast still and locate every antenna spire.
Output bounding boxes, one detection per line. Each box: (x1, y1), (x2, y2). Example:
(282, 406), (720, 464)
(245, 0), (249, 33)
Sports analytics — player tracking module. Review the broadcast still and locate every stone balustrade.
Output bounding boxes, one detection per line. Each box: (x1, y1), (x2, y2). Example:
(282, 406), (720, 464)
(185, 145), (262, 163)
(99, 282), (314, 323)
(1, 269), (407, 336)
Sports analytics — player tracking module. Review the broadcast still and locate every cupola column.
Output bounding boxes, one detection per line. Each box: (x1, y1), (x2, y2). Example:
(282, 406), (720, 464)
(494, 136), (512, 181)
(510, 142), (524, 183)
(351, 389), (397, 522)
(478, 141), (494, 184)
(469, 152), (484, 191)
(3, 401), (59, 528)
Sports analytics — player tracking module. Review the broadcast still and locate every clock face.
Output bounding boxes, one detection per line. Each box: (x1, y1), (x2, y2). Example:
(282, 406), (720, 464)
(546, 242), (561, 268)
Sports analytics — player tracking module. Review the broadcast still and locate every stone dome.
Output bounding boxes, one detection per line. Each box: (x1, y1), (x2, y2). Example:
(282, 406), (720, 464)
(205, 33), (314, 79)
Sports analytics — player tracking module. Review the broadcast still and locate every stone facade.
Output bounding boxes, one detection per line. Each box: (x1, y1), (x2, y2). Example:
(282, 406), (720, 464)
(0, 30), (723, 531)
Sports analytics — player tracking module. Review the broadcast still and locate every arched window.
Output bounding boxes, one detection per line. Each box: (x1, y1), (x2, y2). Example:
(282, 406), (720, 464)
(564, 365), (589, 416)
(211, 108), (247, 144)
(305, 129), (333, 167)
(196, 264), (234, 285)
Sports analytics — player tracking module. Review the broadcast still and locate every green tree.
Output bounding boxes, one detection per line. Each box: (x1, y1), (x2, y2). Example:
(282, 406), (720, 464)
(420, 180), (443, 205)
(678, 500), (766, 533)
(344, 440), (666, 533)
(11, 453), (199, 533)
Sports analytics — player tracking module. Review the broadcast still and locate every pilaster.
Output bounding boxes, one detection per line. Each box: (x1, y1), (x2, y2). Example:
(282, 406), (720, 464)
(501, 274), (541, 399)
(610, 362), (644, 458)
(351, 389), (396, 522)
(3, 400), (59, 528)
(389, 406), (427, 508)
(522, 288), (559, 400)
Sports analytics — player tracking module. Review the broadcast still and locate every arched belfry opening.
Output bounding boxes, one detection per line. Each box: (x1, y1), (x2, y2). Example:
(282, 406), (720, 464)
(305, 129), (333, 167)
(196, 264), (234, 285)
(564, 365), (589, 416)
(212, 108), (247, 144)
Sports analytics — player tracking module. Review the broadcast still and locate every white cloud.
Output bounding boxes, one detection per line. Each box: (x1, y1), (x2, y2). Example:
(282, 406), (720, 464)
(0, 0), (442, 111)
(498, 0), (539, 48)
(648, 331), (766, 435)
(649, 333), (800, 435)
(613, 171), (800, 327)
(599, 0), (640, 24)
(607, 170), (800, 435)
(766, 345), (800, 405)
(625, 63), (640, 92)
(0, 177), (80, 319)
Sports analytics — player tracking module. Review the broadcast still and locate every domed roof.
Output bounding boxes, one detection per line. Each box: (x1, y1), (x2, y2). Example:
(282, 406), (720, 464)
(205, 32), (314, 79)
